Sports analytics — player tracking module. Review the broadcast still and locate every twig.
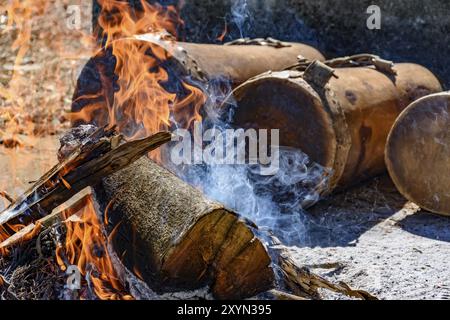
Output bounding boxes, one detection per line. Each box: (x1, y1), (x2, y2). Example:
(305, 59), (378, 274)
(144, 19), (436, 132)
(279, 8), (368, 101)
(0, 191), (14, 204)
(267, 289), (308, 300)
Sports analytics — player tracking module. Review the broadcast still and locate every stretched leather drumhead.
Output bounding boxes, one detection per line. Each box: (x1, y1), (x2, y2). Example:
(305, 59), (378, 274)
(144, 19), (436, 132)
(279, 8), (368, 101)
(385, 92), (450, 216)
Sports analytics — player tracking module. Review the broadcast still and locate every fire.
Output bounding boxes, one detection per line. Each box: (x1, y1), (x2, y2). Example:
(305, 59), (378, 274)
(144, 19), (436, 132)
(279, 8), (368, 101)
(1, 0), (208, 300)
(63, 1), (208, 296)
(97, 0), (181, 44)
(0, 0), (38, 138)
(70, 0), (206, 161)
(217, 21), (228, 42)
(2, 0), (46, 82)
(56, 194), (133, 300)
(0, 223), (20, 256)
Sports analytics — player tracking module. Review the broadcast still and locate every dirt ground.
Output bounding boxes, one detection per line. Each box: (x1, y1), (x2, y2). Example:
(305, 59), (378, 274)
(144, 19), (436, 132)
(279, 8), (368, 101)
(0, 0), (92, 205)
(0, 136), (58, 204)
(293, 176), (450, 300)
(0, 0), (92, 137)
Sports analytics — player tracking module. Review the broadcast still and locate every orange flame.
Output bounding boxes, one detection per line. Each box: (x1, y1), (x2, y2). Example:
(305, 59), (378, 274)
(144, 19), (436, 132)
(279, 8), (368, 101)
(0, 224), (16, 256)
(70, 0), (206, 161)
(217, 21), (228, 42)
(2, 0), (207, 300)
(56, 194), (133, 300)
(0, 0), (89, 256)
(63, 1), (208, 296)
(97, 0), (182, 45)
(0, 221), (37, 256)
(2, 0), (46, 81)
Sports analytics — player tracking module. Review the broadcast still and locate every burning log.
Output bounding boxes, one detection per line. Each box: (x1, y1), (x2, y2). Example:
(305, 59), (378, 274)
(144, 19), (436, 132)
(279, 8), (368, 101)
(1, 124), (274, 299)
(71, 34), (324, 128)
(92, 153), (274, 300)
(0, 126), (172, 229)
(385, 92), (450, 216)
(223, 56), (442, 200)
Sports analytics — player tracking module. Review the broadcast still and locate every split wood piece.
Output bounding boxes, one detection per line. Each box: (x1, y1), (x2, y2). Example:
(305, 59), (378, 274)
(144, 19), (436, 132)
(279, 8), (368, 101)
(386, 92), (450, 216)
(93, 155), (274, 300)
(0, 128), (172, 228)
(0, 194), (90, 251)
(279, 253), (377, 300)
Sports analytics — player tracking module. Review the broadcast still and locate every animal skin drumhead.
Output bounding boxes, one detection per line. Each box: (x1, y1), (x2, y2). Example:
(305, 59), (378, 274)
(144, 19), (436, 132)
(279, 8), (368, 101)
(385, 92), (450, 216)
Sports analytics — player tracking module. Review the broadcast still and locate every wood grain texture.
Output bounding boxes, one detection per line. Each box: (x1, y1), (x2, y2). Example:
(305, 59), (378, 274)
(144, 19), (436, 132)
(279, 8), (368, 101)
(227, 63), (442, 198)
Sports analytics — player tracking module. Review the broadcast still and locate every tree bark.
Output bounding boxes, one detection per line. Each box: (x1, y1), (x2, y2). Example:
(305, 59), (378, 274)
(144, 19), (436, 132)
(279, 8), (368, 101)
(94, 156), (274, 299)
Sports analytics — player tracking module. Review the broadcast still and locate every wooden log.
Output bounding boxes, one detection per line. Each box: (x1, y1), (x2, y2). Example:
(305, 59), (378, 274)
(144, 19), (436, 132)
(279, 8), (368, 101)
(385, 92), (450, 216)
(71, 33), (324, 128)
(93, 156), (274, 300)
(0, 124), (273, 299)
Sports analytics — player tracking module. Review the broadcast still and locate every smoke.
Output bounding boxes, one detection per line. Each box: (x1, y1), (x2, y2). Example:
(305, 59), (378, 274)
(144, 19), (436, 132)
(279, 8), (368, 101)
(182, 148), (329, 246)
(230, 0), (251, 38)
(165, 77), (330, 247)
(176, 1), (329, 247)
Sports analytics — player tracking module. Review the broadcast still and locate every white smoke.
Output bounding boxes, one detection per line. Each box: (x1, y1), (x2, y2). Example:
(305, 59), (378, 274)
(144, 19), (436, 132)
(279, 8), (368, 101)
(230, 0), (251, 38)
(165, 79), (331, 246)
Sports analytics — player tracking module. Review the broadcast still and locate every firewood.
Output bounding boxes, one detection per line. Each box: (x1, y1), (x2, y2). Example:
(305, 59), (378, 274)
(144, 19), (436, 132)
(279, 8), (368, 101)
(92, 154), (274, 300)
(226, 61), (442, 201)
(71, 34), (325, 128)
(0, 127), (172, 229)
(0, 194), (90, 250)
(278, 253), (377, 300)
